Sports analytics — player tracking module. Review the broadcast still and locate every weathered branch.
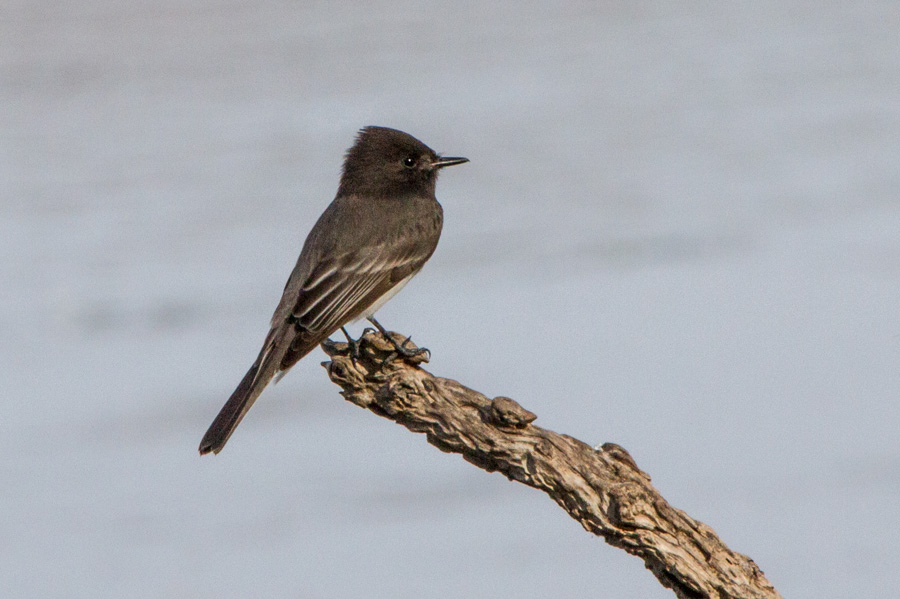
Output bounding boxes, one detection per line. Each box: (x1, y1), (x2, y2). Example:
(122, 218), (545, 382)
(321, 331), (782, 599)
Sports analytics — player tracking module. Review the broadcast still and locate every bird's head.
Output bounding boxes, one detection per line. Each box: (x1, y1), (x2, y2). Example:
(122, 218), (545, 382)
(338, 126), (468, 198)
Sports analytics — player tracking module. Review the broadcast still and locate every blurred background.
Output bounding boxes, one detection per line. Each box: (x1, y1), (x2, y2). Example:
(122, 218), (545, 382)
(3, 1), (899, 597)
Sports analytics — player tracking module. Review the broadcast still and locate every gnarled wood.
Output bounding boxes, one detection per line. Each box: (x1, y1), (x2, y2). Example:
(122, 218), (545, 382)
(321, 331), (782, 599)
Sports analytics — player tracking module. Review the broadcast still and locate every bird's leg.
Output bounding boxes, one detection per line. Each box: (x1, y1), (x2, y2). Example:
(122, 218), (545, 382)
(341, 326), (374, 361)
(366, 317), (430, 361)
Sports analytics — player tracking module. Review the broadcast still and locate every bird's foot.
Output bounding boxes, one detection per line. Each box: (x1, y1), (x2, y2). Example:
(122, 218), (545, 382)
(341, 326), (375, 361)
(366, 317), (430, 364)
(388, 335), (430, 361)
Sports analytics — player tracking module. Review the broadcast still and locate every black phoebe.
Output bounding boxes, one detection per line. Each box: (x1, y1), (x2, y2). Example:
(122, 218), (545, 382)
(199, 126), (468, 454)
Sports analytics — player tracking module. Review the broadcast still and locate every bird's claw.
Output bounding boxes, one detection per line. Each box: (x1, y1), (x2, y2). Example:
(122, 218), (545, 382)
(380, 335), (430, 364)
(396, 335), (430, 359)
(341, 326), (376, 362)
(365, 317), (429, 364)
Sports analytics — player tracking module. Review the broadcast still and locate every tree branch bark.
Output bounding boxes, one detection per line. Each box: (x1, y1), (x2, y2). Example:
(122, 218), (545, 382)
(320, 331), (782, 599)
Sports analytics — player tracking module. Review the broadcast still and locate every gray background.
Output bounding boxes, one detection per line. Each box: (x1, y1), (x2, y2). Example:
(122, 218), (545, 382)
(3, 1), (899, 597)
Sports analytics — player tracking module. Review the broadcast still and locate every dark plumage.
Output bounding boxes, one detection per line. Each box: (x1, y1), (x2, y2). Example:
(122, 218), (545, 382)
(199, 126), (467, 455)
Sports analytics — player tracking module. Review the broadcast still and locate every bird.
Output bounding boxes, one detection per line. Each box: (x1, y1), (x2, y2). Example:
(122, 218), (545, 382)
(198, 126), (468, 454)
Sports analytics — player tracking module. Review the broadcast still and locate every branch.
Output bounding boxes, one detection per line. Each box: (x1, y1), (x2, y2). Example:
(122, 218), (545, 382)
(320, 331), (782, 599)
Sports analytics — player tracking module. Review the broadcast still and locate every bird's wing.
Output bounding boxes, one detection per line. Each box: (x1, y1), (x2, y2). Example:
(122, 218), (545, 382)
(291, 244), (425, 334)
(270, 244), (425, 375)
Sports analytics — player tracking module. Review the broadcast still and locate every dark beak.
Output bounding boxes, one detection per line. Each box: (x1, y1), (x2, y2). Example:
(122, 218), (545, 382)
(433, 156), (469, 169)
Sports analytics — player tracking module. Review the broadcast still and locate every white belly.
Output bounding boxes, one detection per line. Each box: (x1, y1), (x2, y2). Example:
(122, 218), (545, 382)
(357, 272), (416, 320)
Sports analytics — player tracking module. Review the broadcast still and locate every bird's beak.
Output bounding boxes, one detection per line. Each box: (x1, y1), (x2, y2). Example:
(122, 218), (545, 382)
(433, 156), (469, 169)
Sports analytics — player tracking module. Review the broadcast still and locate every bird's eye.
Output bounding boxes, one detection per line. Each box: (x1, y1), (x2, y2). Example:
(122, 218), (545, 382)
(402, 156), (417, 168)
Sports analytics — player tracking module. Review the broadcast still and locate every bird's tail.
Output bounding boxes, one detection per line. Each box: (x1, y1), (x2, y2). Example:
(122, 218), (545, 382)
(198, 327), (290, 455)
(198, 322), (332, 455)
(198, 360), (267, 455)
